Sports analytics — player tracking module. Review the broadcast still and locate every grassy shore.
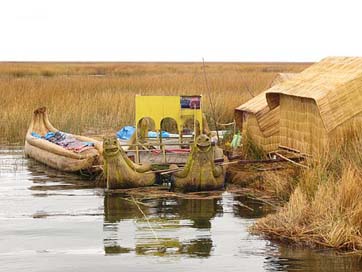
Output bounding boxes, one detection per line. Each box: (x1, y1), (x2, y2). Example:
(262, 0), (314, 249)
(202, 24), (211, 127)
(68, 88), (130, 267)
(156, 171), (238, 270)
(252, 128), (362, 252)
(0, 62), (309, 144)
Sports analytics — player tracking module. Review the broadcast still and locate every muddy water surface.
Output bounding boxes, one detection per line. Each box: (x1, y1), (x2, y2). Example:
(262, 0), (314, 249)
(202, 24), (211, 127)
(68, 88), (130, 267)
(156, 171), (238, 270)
(1, 147), (361, 272)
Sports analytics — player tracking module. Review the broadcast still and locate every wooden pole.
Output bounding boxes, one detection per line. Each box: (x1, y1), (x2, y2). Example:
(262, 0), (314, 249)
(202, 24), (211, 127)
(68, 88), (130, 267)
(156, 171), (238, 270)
(202, 58), (219, 142)
(274, 152), (309, 169)
(193, 107), (197, 141)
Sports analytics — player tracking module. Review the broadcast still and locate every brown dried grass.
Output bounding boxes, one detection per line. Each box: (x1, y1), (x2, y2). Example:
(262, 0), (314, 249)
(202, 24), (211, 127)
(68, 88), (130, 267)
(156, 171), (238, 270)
(0, 62), (309, 144)
(252, 126), (362, 252)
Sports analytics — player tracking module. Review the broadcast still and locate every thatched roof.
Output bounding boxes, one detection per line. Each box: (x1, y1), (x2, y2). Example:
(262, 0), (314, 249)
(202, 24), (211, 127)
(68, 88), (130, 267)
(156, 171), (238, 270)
(235, 91), (268, 115)
(270, 73), (298, 87)
(266, 57), (362, 132)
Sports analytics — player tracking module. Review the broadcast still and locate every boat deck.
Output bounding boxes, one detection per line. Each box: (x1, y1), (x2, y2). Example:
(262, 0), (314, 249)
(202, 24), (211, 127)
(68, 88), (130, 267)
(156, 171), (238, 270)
(119, 137), (224, 165)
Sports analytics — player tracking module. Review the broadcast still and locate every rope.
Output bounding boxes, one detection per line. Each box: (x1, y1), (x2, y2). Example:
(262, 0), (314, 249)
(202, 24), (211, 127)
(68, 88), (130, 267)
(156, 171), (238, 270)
(131, 195), (159, 242)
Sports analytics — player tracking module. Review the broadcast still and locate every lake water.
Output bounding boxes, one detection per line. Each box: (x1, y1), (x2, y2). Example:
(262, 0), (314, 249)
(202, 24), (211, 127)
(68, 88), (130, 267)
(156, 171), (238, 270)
(1, 147), (361, 272)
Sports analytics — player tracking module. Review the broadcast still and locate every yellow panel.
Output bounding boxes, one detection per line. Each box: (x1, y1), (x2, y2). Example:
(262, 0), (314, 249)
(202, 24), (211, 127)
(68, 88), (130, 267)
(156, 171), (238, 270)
(135, 95), (203, 132)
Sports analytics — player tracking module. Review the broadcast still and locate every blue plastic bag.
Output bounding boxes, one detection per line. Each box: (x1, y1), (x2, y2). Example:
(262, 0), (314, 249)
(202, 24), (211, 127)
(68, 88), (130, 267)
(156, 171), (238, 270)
(116, 126), (136, 140)
(148, 131), (170, 138)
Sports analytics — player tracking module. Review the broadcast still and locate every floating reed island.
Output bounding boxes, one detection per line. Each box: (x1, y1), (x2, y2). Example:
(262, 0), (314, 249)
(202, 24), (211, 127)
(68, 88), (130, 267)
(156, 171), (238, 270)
(9, 58), (362, 252)
(236, 57), (362, 252)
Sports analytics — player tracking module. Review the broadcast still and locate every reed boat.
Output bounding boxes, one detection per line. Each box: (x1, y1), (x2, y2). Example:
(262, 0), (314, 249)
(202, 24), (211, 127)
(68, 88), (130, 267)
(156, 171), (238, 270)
(100, 95), (227, 190)
(24, 107), (103, 173)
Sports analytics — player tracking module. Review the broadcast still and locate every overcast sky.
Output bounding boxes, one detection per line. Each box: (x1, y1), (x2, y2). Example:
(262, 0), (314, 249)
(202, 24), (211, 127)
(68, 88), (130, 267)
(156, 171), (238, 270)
(1, 0), (362, 62)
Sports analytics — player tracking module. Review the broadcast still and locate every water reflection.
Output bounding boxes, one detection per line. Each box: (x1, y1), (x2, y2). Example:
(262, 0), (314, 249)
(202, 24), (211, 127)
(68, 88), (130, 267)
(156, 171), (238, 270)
(264, 245), (362, 272)
(178, 198), (222, 228)
(27, 158), (94, 191)
(233, 195), (271, 219)
(2, 147), (362, 272)
(103, 194), (221, 257)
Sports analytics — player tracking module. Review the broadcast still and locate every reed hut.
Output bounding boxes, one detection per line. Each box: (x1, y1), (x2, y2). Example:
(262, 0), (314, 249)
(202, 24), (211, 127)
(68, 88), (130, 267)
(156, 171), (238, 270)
(235, 73), (297, 152)
(266, 57), (362, 155)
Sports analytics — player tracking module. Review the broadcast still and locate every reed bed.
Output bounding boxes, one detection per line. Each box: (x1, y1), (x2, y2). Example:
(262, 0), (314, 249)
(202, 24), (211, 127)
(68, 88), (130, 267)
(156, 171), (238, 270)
(0, 62), (308, 144)
(252, 126), (362, 252)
